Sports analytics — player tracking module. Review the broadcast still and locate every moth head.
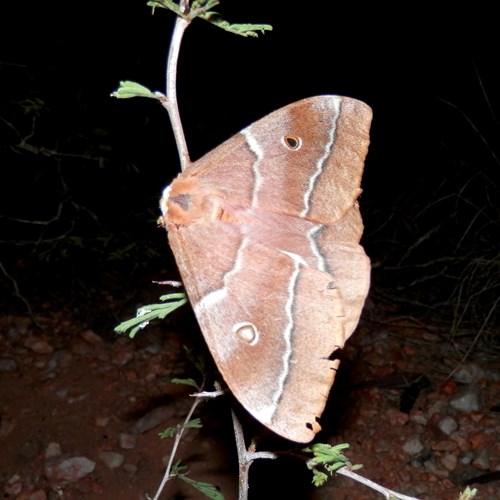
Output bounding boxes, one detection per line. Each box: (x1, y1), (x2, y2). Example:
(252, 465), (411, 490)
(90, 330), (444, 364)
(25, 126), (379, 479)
(160, 175), (223, 227)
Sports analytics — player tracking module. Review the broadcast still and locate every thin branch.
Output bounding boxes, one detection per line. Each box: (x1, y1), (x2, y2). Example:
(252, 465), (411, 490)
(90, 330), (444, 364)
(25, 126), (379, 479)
(336, 466), (421, 500)
(231, 409), (277, 500)
(150, 387), (223, 500)
(0, 260), (42, 328)
(163, 10), (191, 169)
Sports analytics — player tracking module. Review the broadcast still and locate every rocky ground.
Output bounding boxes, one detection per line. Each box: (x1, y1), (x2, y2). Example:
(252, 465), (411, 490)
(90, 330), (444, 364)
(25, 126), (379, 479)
(1, 298), (500, 500)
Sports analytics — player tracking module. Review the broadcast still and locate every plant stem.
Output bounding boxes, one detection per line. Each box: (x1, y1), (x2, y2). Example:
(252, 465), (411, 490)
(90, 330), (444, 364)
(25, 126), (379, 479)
(164, 13), (191, 170)
(151, 392), (204, 500)
(336, 467), (421, 500)
(231, 409), (277, 500)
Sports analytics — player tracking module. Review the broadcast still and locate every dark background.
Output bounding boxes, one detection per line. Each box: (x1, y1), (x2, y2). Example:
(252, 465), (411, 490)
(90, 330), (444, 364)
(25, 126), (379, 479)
(2, 1), (498, 333)
(1, 2), (499, 498)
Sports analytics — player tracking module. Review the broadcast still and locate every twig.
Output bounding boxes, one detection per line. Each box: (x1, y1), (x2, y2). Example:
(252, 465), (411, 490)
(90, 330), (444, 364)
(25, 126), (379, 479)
(0, 260), (42, 328)
(336, 466), (421, 500)
(231, 409), (277, 500)
(150, 387), (223, 500)
(156, 0), (192, 170)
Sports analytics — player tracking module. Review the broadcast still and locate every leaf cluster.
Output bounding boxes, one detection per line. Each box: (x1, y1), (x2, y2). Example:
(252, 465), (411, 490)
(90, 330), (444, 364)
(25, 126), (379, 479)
(148, 0), (272, 37)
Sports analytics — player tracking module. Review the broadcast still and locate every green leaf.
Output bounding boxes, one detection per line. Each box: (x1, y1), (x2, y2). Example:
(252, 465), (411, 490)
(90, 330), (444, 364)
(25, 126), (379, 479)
(200, 13), (272, 37)
(305, 442), (351, 466)
(159, 426), (177, 439)
(325, 461), (350, 473)
(171, 460), (188, 475)
(114, 293), (188, 338)
(171, 377), (200, 389)
(305, 442), (362, 487)
(459, 486), (478, 500)
(184, 417), (202, 429)
(147, 0), (272, 37)
(311, 469), (328, 487)
(110, 81), (158, 99)
(180, 475), (224, 500)
(158, 417), (201, 438)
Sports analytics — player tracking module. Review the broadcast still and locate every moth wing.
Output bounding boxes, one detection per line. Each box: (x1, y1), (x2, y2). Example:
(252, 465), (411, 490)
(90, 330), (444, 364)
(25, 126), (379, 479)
(180, 95), (372, 226)
(167, 220), (348, 443)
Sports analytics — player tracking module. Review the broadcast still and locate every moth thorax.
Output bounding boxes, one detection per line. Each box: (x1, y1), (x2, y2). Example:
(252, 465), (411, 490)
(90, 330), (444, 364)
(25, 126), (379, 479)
(162, 176), (218, 226)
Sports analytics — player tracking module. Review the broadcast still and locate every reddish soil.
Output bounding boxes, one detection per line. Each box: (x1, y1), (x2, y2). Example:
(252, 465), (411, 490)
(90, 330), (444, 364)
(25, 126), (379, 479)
(1, 298), (499, 500)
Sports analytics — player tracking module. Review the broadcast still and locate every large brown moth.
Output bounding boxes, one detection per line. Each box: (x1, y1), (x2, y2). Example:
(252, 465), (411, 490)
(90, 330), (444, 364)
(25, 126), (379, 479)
(160, 95), (372, 443)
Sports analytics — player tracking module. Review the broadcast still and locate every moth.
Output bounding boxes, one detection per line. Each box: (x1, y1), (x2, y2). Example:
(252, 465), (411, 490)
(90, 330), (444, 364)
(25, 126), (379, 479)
(160, 95), (372, 442)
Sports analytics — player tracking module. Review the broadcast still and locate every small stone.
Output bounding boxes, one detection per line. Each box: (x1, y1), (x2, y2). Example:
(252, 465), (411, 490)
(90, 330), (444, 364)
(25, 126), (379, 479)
(452, 363), (485, 384)
(71, 340), (93, 356)
(68, 394), (88, 404)
(99, 451), (124, 469)
(440, 453), (458, 471)
(438, 416), (458, 435)
(459, 451), (474, 465)
(125, 370), (138, 381)
(123, 463), (138, 475)
(450, 386), (481, 412)
(403, 437), (424, 455)
(24, 337), (54, 354)
(0, 358), (18, 372)
(132, 405), (174, 434)
(95, 416), (110, 427)
(119, 433), (136, 449)
(373, 439), (391, 453)
(81, 329), (103, 344)
(432, 439), (457, 452)
(112, 351), (134, 366)
(472, 449), (490, 470)
(409, 410), (429, 426)
(145, 342), (161, 354)
(56, 388), (69, 399)
(45, 456), (95, 483)
(4, 478), (22, 496)
(46, 349), (73, 370)
(387, 408), (409, 426)
(45, 442), (62, 458)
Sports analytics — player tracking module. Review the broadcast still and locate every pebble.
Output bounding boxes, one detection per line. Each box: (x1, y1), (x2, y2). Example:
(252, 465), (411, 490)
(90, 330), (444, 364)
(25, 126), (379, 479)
(119, 433), (137, 449)
(472, 449), (490, 470)
(452, 363), (485, 384)
(409, 410), (429, 425)
(432, 439), (457, 452)
(403, 437), (424, 455)
(45, 456), (96, 483)
(4, 480), (22, 496)
(95, 416), (110, 427)
(438, 416), (458, 435)
(80, 329), (103, 344)
(0, 358), (18, 371)
(132, 405), (175, 434)
(123, 463), (138, 475)
(145, 341), (161, 354)
(112, 350), (134, 366)
(24, 337), (54, 354)
(45, 442), (62, 458)
(440, 453), (458, 471)
(450, 386), (481, 412)
(99, 451), (125, 469)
